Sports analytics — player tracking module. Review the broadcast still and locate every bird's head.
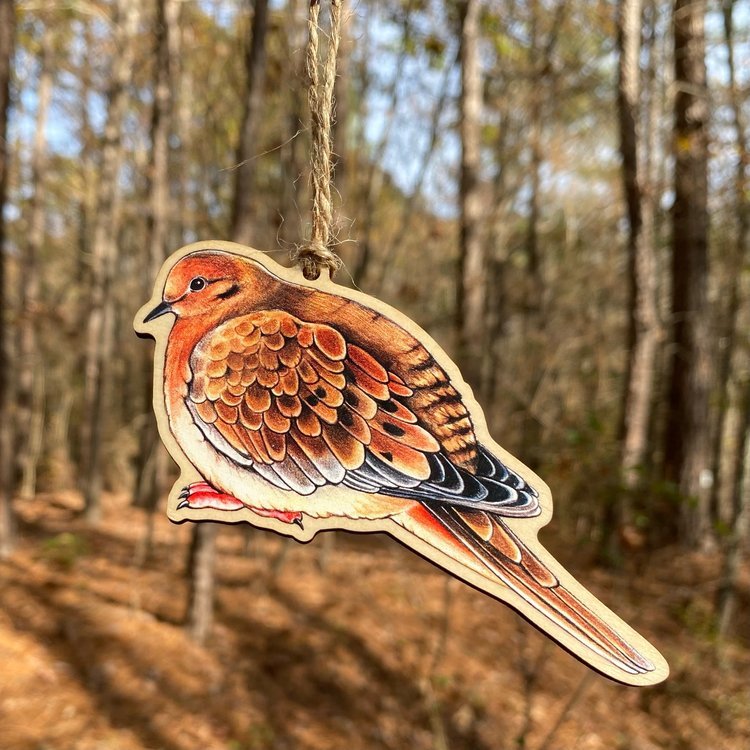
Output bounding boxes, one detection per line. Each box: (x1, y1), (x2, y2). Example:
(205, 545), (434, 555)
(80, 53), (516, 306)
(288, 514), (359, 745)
(143, 250), (257, 323)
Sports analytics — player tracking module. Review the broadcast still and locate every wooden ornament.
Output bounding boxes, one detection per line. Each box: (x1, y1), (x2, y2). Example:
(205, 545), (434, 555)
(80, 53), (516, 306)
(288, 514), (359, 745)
(135, 240), (668, 686)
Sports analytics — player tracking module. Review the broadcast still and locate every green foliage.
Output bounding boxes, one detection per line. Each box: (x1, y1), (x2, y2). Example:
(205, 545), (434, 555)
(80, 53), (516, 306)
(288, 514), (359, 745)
(41, 532), (89, 570)
(674, 596), (717, 641)
(422, 33), (446, 66)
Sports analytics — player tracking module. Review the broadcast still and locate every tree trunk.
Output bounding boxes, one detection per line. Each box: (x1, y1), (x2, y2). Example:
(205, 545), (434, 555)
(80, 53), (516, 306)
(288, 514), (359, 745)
(716, 379), (750, 638)
(175, 7), (194, 241)
(278, 0), (307, 249)
(146, 0), (175, 314)
(18, 31), (52, 500)
(230, 0), (270, 245)
(0, 0), (16, 558)
(517, 0), (565, 470)
(715, 0), (750, 639)
(598, 0), (663, 562)
(134, 0), (178, 563)
(520, 91), (543, 469)
(614, 0), (662, 505)
(663, 0), (711, 547)
(136, 0), (179, 500)
(81, 0), (140, 522)
(484, 66), (520, 421)
(456, 0), (485, 394)
(186, 0), (271, 641)
(711, 0), (749, 527)
(331, 3), (349, 228)
(186, 523), (218, 645)
(47, 386), (74, 489)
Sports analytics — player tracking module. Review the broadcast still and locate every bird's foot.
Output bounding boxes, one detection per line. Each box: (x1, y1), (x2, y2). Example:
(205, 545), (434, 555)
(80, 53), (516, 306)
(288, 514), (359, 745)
(177, 482), (303, 527)
(177, 482), (245, 511)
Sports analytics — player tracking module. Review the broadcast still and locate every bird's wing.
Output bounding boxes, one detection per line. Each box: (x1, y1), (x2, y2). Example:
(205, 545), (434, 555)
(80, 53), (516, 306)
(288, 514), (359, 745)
(396, 504), (656, 678)
(186, 310), (538, 516)
(187, 310), (439, 495)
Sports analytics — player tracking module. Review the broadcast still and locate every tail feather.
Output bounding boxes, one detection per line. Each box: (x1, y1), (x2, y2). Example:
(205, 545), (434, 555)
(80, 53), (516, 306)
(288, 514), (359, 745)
(472, 512), (653, 674)
(397, 503), (656, 679)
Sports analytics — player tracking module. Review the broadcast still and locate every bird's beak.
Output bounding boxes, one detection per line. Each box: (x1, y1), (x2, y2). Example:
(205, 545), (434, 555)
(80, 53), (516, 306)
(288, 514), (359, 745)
(143, 300), (173, 323)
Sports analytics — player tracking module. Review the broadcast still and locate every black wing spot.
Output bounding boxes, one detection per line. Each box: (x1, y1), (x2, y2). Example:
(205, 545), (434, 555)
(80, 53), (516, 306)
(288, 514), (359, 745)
(340, 410), (354, 427)
(344, 391), (359, 407)
(381, 451), (393, 462)
(315, 386), (327, 398)
(380, 400), (398, 413)
(305, 394), (319, 407)
(382, 422), (405, 437)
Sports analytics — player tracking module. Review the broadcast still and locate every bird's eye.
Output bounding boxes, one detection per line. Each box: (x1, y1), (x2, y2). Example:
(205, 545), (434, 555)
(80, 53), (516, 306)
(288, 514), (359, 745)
(189, 277), (207, 292)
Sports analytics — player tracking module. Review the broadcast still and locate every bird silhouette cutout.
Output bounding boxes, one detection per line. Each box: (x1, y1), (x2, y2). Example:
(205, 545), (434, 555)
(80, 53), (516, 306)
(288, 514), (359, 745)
(136, 241), (668, 686)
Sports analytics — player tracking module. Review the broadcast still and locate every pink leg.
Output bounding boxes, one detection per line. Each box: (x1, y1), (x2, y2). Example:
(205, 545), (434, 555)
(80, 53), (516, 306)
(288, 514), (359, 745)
(250, 507), (304, 527)
(178, 482), (245, 511)
(177, 482), (303, 526)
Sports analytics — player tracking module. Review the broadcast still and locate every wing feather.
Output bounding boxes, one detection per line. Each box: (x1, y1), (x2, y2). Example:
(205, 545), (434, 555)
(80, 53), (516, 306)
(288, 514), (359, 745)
(187, 310), (527, 514)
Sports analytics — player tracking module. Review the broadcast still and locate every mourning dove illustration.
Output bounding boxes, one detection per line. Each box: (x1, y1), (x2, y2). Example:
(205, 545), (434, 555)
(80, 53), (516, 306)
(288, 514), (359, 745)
(137, 242), (667, 685)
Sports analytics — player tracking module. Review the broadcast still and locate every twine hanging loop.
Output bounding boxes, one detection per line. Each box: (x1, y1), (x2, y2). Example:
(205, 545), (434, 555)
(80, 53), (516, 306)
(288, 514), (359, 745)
(295, 0), (343, 280)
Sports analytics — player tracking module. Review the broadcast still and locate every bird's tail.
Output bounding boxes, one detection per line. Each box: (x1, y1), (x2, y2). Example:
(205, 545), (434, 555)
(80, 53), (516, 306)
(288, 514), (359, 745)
(396, 503), (662, 683)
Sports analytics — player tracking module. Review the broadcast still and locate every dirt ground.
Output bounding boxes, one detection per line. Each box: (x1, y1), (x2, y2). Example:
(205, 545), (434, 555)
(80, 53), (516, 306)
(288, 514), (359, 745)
(0, 492), (748, 750)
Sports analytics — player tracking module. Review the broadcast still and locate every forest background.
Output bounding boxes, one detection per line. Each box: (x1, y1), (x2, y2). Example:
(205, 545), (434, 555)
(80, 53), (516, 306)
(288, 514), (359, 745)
(0, 0), (748, 748)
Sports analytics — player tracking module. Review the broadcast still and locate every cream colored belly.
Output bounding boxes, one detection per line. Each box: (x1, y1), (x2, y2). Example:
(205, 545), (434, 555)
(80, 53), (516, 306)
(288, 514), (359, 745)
(167, 400), (412, 521)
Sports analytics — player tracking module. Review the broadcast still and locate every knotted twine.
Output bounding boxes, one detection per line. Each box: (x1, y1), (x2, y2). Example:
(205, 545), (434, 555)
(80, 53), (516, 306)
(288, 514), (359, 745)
(294, 0), (344, 280)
